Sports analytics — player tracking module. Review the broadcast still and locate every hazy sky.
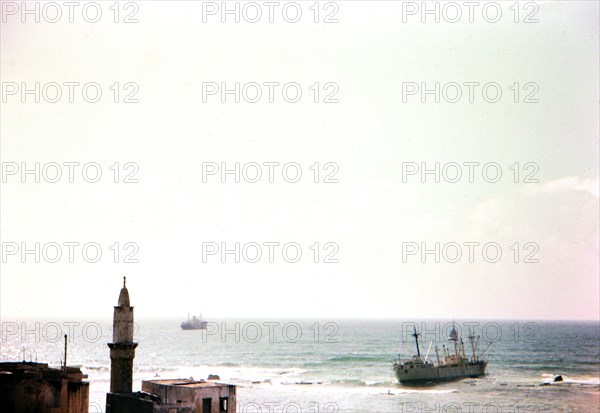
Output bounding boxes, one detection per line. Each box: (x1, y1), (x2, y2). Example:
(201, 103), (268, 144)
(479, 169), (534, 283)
(1, 1), (598, 321)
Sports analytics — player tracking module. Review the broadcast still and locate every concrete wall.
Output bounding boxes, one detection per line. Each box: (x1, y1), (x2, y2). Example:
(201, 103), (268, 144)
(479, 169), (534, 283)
(106, 393), (154, 413)
(141, 382), (236, 413)
(153, 405), (195, 413)
(67, 381), (90, 413)
(0, 364), (89, 413)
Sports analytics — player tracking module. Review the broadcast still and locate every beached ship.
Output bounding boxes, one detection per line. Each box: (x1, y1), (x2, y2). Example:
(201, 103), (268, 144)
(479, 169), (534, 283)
(393, 325), (488, 384)
(180, 313), (208, 330)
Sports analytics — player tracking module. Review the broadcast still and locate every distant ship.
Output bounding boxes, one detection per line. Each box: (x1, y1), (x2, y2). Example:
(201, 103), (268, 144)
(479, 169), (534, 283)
(180, 313), (208, 330)
(393, 325), (488, 384)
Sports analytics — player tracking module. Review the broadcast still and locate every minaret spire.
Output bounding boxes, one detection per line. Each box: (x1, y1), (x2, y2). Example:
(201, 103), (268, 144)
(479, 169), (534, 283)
(108, 277), (138, 394)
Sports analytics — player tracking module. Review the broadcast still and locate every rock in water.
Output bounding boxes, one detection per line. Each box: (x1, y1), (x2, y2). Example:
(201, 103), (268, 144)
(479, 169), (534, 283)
(554, 375), (563, 382)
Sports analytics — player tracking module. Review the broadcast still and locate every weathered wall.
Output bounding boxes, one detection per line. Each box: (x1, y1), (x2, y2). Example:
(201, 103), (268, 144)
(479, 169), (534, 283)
(141, 382), (236, 413)
(106, 393), (154, 413)
(108, 343), (138, 394)
(67, 381), (90, 413)
(112, 306), (134, 343)
(0, 366), (89, 413)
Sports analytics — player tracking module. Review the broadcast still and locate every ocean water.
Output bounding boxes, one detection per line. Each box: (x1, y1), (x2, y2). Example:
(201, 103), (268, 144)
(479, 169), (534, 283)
(1, 319), (598, 412)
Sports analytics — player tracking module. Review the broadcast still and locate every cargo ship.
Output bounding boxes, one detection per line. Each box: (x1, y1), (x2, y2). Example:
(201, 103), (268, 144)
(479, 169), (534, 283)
(393, 325), (488, 383)
(180, 313), (208, 330)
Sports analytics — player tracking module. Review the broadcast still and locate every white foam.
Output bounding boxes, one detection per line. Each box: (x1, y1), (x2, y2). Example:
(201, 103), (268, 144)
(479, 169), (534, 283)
(541, 373), (600, 386)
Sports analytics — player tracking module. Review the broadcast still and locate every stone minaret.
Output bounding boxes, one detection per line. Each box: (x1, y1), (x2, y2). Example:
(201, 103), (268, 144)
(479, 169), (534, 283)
(108, 277), (138, 394)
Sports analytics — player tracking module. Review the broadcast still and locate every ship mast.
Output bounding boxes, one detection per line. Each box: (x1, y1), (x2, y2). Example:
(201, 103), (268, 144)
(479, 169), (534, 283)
(412, 327), (421, 359)
(424, 340), (433, 363)
(468, 327), (477, 361)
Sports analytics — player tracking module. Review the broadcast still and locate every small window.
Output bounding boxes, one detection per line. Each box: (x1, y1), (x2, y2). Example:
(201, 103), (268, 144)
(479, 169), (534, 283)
(220, 397), (229, 412)
(203, 398), (212, 413)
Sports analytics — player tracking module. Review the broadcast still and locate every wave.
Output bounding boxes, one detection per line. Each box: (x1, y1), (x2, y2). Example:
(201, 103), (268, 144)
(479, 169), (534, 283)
(326, 355), (390, 363)
(541, 373), (600, 386)
(216, 362), (242, 367)
(328, 378), (378, 387)
(509, 364), (566, 371)
(393, 388), (460, 395)
(82, 365), (108, 371)
(135, 366), (179, 373)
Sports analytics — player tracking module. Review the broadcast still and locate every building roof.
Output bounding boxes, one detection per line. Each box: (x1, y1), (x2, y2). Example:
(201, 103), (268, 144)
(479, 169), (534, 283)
(144, 379), (232, 388)
(0, 362), (87, 382)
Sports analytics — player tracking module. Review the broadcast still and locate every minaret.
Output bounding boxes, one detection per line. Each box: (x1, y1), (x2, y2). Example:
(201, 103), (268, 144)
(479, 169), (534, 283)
(108, 277), (138, 394)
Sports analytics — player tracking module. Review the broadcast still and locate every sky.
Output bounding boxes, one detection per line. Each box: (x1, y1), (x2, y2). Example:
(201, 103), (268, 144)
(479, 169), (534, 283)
(1, 1), (598, 321)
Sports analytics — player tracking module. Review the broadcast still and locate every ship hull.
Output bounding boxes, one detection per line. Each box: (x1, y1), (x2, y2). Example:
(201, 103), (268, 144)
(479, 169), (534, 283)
(395, 361), (487, 384)
(180, 322), (208, 330)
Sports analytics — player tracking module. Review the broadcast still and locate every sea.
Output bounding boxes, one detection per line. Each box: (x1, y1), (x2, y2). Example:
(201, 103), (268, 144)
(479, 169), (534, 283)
(1, 319), (598, 412)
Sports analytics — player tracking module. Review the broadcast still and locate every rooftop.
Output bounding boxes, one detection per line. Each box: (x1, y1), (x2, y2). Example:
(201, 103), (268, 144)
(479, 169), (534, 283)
(144, 379), (232, 388)
(0, 361), (88, 388)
